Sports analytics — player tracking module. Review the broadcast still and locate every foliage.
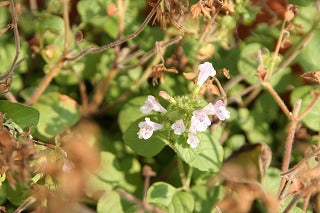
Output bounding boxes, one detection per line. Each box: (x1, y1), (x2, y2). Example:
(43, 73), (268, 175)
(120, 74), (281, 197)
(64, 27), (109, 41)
(0, 0), (319, 212)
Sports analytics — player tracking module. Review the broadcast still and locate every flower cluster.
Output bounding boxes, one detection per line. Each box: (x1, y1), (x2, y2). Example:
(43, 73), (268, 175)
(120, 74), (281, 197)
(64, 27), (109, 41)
(137, 62), (230, 149)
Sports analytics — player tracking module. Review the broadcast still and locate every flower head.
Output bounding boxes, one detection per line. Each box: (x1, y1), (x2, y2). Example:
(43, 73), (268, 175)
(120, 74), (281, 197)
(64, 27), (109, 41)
(171, 119), (186, 135)
(187, 133), (200, 148)
(213, 100), (230, 121)
(140, 95), (167, 114)
(197, 62), (216, 86)
(137, 117), (163, 140)
(189, 110), (211, 134)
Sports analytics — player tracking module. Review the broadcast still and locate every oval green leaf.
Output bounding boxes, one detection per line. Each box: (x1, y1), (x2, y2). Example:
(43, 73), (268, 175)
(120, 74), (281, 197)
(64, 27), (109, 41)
(123, 116), (166, 158)
(0, 100), (39, 132)
(174, 132), (224, 173)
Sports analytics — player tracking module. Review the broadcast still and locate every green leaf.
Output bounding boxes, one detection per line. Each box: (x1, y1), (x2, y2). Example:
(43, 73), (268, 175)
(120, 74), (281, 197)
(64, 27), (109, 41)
(97, 190), (128, 213)
(87, 152), (142, 195)
(123, 116), (166, 158)
(192, 185), (224, 213)
(147, 182), (177, 209)
(291, 86), (320, 131)
(0, 100), (39, 132)
(174, 132), (224, 173)
(118, 96), (149, 133)
(238, 43), (264, 85)
(2, 181), (30, 206)
(168, 191), (195, 213)
(33, 92), (80, 140)
(296, 29), (320, 71)
(262, 167), (281, 196)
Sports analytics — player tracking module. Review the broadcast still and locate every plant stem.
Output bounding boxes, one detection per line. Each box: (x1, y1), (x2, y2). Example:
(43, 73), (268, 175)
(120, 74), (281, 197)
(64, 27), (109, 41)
(262, 82), (291, 118)
(278, 99), (301, 198)
(185, 166), (193, 190)
(0, 0), (21, 82)
(297, 92), (320, 121)
(62, 0), (70, 54)
(66, 0), (163, 62)
(177, 157), (187, 189)
(266, 20), (286, 81)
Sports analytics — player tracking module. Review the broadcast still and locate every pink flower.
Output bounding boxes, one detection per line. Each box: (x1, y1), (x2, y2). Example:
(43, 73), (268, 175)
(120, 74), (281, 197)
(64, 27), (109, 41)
(137, 117), (163, 140)
(197, 62), (216, 86)
(171, 119), (186, 135)
(187, 133), (200, 148)
(213, 100), (230, 121)
(189, 110), (211, 134)
(140, 95), (167, 114)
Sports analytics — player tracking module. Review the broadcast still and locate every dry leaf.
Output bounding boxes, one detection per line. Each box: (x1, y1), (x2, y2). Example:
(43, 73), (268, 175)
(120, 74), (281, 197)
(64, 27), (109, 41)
(301, 71), (320, 85)
(256, 64), (267, 82)
(0, 1), (9, 7)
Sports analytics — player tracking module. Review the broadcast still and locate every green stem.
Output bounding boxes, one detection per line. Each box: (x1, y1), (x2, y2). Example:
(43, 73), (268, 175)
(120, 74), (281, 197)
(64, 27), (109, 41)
(177, 157), (187, 189)
(185, 166), (193, 190)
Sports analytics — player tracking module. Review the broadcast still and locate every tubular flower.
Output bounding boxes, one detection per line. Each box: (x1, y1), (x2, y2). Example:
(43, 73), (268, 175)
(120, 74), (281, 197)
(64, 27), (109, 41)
(171, 119), (186, 135)
(189, 110), (211, 134)
(187, 133), (200, 148)
(140, 95), (167, 114)
(197, 62), (216, 86)
(137, 117), (163, 140)
(213, 100), (230, 121)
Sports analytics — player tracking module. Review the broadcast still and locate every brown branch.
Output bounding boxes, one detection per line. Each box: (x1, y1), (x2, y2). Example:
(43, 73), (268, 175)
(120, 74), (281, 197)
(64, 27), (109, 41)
(26, 58), (65, 105)
(273, 31), (313, 77)
(278, 99), (301, 198)
(243, 87), (262, 107)
(297, 92), (320, 121)
(262, 82), (291, 118)
(213, 77), (227, 104)
(65, 0), (163, 62)
(119, 36), (183, 72)
(0, 0), (21, 82)
(116, 190), (165, 213)
(96, 35), (182, 115)
(87, 69), (117, 113)
(4, 91), (17, 103)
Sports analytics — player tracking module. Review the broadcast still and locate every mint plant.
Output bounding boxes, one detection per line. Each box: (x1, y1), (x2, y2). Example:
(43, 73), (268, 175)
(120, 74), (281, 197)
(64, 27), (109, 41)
(0, 0), (319, 212)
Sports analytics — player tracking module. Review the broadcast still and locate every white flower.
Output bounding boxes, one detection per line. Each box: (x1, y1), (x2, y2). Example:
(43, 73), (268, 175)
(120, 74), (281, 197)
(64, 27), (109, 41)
(197, 62), (216, 86)
(203, 103), (215, 115)
(137, 117), (163, 140)
(189, 110), (211, 134)
(187, 133), (200, 148)
(140, 95), (167, 114)
(171, 119), (186, 135)
(213, 100), (230, 121)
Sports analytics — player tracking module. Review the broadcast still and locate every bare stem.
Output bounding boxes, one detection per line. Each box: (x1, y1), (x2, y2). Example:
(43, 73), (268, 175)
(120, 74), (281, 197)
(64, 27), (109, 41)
(4, 91), (17, 103)
(97, 36), (182, 114)
(62, 0), (70, 53)
(65, 0), (163, 62)
(119, 36), (183, 72)
(0, 0), (21, 81)
(116, 190), (165, 213)
(262, 82), (291, 118)
(279, 99), (301, 197)
(273, 31), (313, 77)
(266, 20), (286, 80)
(297, 93), (320, 121)
(88, 69), (117, 113)
(26, 59), (65, 105)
